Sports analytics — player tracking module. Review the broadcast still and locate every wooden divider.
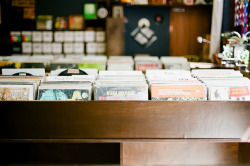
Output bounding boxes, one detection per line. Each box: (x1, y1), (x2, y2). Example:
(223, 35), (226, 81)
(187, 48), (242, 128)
(0, 101), (250, 139)
(0, 101), (249, 165)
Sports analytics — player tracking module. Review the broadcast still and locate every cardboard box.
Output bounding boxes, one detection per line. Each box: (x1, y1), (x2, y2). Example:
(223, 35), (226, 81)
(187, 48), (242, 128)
(54, 32), (64, 42)
(43, 31), (53, 42)
(32, 31), (42, 42)
(33, 43), (42, 53)
(43, 43), (52, 53)
(74, 31), (85, 42)
(52, 43), (63, 54)
(22, 42), (32, 54)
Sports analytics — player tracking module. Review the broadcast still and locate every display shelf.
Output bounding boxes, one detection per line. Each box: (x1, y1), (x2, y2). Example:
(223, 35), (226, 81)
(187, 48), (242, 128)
(0, 101), (250, 139)
(0, 101), (249, 165)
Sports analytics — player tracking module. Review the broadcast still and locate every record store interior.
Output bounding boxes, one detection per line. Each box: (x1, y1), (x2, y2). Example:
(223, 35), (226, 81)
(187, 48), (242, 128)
(0, 0), (250, 165)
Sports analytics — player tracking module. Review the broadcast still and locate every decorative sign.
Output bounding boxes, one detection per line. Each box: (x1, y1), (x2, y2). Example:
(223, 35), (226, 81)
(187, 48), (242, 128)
(130, 18), (158, 48)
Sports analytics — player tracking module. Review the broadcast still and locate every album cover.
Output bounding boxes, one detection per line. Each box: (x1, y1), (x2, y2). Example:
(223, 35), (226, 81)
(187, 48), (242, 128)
(151, 84), (206, 100)
(208, 86), (250, 101)
(94, 85), (148, 101)
(0, 85), (34, 100)
(38, 88), (91, 100)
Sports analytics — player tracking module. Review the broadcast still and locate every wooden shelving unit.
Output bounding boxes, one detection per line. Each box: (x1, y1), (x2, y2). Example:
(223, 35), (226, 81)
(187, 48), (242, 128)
(0, 101), (249, 165)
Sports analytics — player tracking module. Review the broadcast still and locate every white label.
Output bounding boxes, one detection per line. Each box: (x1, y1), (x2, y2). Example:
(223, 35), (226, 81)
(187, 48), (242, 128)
(74, 43), (84, 54)
(97, 43), (106, 53)
(22, 42), (32, 53)
(33, 43), (42, 53)
(74, 31), (85, 42)
(43, 43), (52, 53)
(96, 31), (106, 42)
(85, 31), (95, 42)
(53, 43), (62, 54)
(64, 31), (74, 42)
(64, 43), (73, 53)
(86, 42), (97, 54)
(54, 32), (64, 42)
(43, 31), (53, 42)
(32, 31), (42, 42)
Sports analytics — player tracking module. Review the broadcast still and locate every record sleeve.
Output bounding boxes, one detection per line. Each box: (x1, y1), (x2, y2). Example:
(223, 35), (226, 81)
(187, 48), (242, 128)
(0, 85), (34, 100)
(151, 84), (206, 101)
(94, 84), (148, 101)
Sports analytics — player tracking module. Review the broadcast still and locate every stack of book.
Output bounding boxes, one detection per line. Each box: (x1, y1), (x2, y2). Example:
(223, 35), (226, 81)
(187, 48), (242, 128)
(107, 56), (134, 71)
(147, 69), (207, 101)
(94, 71), (148, 100)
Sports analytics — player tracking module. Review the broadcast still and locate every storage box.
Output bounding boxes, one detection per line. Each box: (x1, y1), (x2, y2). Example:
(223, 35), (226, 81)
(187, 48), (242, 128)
(74, 31), (85, 42)
(74, 43), (84, 54)
(64, 43), (74, 54)
(64, 31), (74, 42)
(32, 31), (42, 42)
(54, 32), (64, 42)
(33, 43), (42, 53)
(43, 31), (53, 42)
(52, 43), (63, 54)
(43, 43), (52, 53)
(22, 42), (32, 54)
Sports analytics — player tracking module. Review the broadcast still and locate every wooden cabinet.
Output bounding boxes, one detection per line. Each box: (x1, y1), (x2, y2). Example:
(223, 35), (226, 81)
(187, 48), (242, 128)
(0, 101), (249, 165)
